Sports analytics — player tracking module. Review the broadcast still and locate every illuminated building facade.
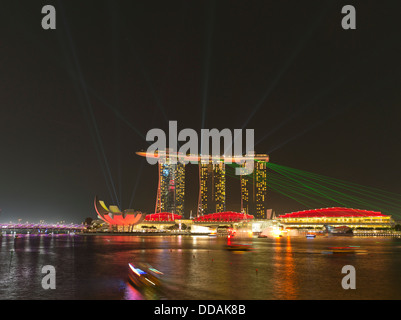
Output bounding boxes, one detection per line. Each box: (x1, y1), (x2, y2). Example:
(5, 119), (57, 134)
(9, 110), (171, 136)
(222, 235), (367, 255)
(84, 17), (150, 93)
(94, 196), (146, 232)
(193, 211), (254, 222)
(277, 207), (394, 229)
(240, 158), (268, 219)
(214, 162), (226, 213)
(155, 152), (185, 216)
(136, 150), (269, 217)
(198, 160), (226, 215)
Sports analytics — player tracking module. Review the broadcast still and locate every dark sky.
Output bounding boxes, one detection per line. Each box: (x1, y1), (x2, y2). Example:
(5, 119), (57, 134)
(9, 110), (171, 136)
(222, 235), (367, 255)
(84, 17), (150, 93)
(0, 0), (400, 223)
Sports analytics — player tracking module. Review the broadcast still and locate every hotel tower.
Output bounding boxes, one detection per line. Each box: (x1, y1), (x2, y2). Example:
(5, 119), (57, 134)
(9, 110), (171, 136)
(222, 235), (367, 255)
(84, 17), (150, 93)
(240, 157), (268, 219)
(155, 150), (185, 216)
(198, 159), (226, 215)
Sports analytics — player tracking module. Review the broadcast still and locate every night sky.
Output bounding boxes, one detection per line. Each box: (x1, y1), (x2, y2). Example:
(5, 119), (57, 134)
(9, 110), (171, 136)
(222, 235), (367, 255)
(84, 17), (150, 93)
(1, 1), (400, 223)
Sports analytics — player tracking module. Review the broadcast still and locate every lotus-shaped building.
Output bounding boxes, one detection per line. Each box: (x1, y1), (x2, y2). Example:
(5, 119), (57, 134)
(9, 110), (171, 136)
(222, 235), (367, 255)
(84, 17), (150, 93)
(94, 196), (146, 226)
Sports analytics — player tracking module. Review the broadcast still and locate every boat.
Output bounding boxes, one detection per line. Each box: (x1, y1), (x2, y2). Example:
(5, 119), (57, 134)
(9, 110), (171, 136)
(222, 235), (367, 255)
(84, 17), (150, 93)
(306, 234), (316, 238)
(322, 246), (367, 254)
(128, 263), (163, 288)
(324, 225), (353, 236)
(225, 243), (253, 252)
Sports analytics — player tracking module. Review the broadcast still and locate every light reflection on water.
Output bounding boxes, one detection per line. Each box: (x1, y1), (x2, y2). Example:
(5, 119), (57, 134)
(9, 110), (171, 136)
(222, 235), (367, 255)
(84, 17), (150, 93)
(1, 234), (401, 300)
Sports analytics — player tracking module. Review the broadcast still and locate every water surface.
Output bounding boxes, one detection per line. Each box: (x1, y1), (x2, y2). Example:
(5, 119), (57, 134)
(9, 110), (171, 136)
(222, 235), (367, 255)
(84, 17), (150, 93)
(1, 234), (401, 300)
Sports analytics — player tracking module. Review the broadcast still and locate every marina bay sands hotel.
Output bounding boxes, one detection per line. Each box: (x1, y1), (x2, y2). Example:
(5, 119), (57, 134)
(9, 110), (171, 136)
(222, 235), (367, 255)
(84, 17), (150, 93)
(137, 150), (269, 219)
